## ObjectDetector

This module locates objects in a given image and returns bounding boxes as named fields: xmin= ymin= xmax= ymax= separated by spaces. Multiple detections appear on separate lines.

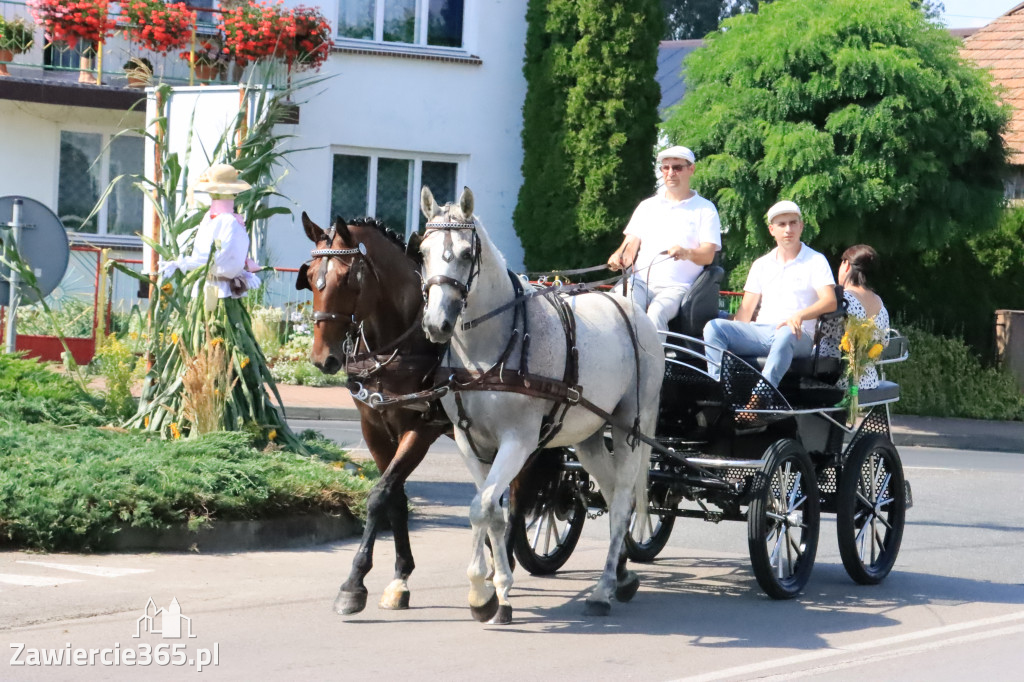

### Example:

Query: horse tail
xmin=632 ymin=437 xmax=650 ymax=530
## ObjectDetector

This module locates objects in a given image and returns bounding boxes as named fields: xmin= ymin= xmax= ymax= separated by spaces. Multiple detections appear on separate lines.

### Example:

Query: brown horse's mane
xmin=343 ymin=217 xmax=407 ymax=252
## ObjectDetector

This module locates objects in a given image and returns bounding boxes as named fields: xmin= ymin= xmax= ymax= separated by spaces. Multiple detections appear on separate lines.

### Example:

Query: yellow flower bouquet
xmin=838 ymin=316 xmax=885 ymax=423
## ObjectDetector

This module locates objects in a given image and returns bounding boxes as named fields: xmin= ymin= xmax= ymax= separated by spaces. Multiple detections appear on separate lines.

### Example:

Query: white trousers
xmin=627 ymin=277 xmax=689 ymax=331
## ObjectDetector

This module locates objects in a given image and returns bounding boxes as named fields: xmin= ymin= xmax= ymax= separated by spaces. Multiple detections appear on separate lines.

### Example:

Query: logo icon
xmin=134 ymin=597 xmax=196 ymax=639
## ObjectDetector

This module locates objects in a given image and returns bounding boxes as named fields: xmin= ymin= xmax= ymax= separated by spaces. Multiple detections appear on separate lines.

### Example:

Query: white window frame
xmin=335 ymin=0 xmax=469 ymax=53
xmin=329 ymin=147 xmax=466 ymax=238
xmin=57 ymin=129 xmax=145 ymax=247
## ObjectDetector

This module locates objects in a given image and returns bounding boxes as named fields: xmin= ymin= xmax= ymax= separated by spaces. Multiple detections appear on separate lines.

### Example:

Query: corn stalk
xmin=102 ymin=75 xmax=325 ymax=451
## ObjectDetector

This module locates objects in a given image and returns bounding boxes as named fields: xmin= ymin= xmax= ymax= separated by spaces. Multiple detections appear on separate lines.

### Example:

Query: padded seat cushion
xmin=858 ymin=380 xmax=900 ymax=404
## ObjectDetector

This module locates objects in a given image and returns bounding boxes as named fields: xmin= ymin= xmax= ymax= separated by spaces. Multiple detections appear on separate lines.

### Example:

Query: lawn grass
xmin=0 ymin=353 xmax=374 ymax=551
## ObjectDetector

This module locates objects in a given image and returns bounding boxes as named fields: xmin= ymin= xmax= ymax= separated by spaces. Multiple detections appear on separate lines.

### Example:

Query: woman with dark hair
xmin=819 ymin=244 xmax=890 ymax=389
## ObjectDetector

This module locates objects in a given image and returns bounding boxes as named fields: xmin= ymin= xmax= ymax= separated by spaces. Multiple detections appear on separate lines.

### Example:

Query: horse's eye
xmin=458 ymin=250 xmax=472 ymax=262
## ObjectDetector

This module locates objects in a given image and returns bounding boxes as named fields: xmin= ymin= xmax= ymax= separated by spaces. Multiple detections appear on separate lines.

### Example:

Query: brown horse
xmin=296 ymin=213 xmax=450 ymax=616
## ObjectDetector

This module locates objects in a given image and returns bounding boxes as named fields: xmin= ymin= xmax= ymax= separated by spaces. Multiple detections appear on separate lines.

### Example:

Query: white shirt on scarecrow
xmin=158 ymin=164 xmax=260 ymax=299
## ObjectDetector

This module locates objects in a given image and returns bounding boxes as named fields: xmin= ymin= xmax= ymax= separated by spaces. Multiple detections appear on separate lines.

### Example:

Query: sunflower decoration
xmin=838 ymin=316 xmax=885 ymax=423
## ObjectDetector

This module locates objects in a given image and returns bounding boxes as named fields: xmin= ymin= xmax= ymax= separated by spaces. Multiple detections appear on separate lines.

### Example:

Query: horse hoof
xmin=615 ymin=572 xmax=640 ymax=603
xmin=488 ymin=604 xmax=513 ymax=625
xmin=334 ymin=588 xmax=368 ymax=616
xmin=470 ymin=593 xmax=500 ymax=622
xmin=584 ymin=599 xmax=611 ymax=617
xmin=379 ymin=590 xmax=410 ymax=610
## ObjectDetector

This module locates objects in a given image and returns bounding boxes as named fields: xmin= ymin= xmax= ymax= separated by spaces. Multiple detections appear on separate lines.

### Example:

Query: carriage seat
xmin=857 ymin=380 xmax=900 ymax=404
xmin=667 ymin=264 xmax=725 ymax=338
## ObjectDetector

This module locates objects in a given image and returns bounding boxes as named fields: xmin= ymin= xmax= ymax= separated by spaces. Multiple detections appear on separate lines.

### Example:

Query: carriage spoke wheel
xmin=625 ymin=484 xmax=676 ymax=563
xmin=837 ymin=435 xmax=906 ymax=585
xmin=747 ymin=439 xmax=820 ymax=599
xmin=511 ymin=466 xmax=587 ymax=575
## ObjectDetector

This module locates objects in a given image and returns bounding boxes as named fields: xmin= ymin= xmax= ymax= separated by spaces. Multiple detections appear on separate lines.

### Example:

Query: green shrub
xmin=0 ymin=427 xmax=373 ymax=551
xmin=94 ymin=334 xmax=138 ymax=420
xmin=887 ymin=324 xmax=1024 ymax=421
xmin=0 ymin=353 xmax=104 ymax=426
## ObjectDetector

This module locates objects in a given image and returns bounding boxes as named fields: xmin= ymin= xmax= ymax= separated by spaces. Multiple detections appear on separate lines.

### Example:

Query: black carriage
xmin=511 ymin=267 xmax=912 ymax=599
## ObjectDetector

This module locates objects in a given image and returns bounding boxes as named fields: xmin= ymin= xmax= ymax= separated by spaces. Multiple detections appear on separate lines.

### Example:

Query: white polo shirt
xmin=624 ymin=190 xmax=722 ymax=288
xmin=745 ymin=243 xmax=834 ymax=337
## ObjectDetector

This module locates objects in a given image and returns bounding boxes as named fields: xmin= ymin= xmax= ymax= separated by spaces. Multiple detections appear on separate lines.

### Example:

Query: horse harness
xmin=307 ymin=230 xmax=448 ymax=438
xmin=422 ymin=214 xmax=645 ymax=464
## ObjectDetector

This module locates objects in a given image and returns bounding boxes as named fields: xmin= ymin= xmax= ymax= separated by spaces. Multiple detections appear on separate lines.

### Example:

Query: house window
xmin=337 ymin=0 xmax=464 ymax=48
xmin=58 ymin=132 xmax=145 ymax=237
xmin=331 ymin=152 xmax=459 ymax=236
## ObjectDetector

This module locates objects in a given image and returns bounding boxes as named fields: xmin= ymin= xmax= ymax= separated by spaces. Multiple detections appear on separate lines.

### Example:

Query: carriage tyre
xmin=624 ymin=499 xmax=676 ymax=563
xmin=837 ymin=435 xmax=906 ymax=585
xmin=747 ymin=439 xmax=820 ymax=600
xmin=511 ymin=473 xmax=586 ymax=575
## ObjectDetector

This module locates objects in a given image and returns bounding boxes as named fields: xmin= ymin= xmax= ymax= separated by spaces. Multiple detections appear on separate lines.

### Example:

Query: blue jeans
xmin=703 ymin=319 xmax=814 ymax=387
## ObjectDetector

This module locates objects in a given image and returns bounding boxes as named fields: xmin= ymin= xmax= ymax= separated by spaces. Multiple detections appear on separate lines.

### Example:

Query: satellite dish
xmin=0 ymin=196 xmax=71 ymax=303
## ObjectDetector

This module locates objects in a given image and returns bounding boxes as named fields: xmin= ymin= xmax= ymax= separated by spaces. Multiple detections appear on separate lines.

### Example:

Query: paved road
xmin=1 ymin=420 xmax=1022 ymax=681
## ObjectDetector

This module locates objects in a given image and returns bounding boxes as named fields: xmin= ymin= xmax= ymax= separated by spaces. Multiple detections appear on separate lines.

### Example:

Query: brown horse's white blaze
xmin=417 ymin=185 xmax=664 ymax=624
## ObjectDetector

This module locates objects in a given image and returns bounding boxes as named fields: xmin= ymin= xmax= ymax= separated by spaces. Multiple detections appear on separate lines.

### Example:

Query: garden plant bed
xmin=0 ymin=353 xmax=374 ymax=552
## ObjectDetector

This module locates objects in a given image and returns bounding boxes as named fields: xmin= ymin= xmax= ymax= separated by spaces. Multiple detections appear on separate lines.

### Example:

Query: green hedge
xmin=887 ymin=324 xmax=1024 ymax=421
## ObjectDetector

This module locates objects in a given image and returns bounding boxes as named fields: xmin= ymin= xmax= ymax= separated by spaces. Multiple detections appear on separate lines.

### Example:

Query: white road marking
xmin=672 ymin=609 xmax=1024 ymax=682
xmin=0 ymin=574 xmax=81 ymax=587
xmin=17 ymin=561 xmax=153 ymax=578
xmin=758 ymin=624 xmax=1024 ymax=679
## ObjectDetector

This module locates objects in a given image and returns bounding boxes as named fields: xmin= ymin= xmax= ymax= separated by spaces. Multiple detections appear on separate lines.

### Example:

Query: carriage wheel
xmin=625 ymin=484 xmax=676 ymax=563
xmin=747 ymin=439 xmax=820 ymax=599
xmin=511 ymin=465 xmax=587 ymax=575
xmin=837 ymin=435 xmax=906 ymax=585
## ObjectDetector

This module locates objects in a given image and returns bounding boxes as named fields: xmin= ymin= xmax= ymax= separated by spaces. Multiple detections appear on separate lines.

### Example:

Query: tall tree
xmin=661 ymin=0 xmax=763 ymax=40
xmin=663 ymin=0 xmax=1008 ymax=267
xmin=515 ymin=0 xmax=663 ymax=270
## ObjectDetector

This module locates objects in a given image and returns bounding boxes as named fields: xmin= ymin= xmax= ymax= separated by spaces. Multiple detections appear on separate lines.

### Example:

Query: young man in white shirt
xmin=703 ymin=200 xmax=836 ymax=388
xmin=607 ymin=145 xmax=722 ymax=330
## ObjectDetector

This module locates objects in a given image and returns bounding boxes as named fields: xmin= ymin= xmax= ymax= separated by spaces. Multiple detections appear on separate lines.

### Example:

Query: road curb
xmin=891 ymin=431 xmax=1024 ymax=453
xmin=280 ymin=406 xmax=361 ymax=421
xmin=98 ymin=512 xmax=362 ymax=552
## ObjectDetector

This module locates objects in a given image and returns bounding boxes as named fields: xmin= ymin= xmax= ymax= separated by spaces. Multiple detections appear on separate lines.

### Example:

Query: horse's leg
xmin=378 ymin=425 xmax=441 ymax=610
xmin=334 ymin=421 xmax=396 ymax=616
xmin=466 ymin=436 xmax=532 ymax=625
xmin=575 ymin=424 xmax=646 ymax=616
xmin=612 ymin=402 xmax=657 ymax=605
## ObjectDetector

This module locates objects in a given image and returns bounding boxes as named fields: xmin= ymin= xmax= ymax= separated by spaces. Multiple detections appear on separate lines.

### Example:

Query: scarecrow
xmin=130 ymin=162 xmax=300 ymax=448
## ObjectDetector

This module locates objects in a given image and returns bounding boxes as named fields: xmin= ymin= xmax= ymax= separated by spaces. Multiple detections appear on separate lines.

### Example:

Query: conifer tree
xmin=515 ymin=0 xmax=663 ymax=270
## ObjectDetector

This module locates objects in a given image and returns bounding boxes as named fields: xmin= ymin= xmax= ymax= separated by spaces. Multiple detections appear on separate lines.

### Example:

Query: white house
xmin=0 ymin=0 xmax=528 ymax=322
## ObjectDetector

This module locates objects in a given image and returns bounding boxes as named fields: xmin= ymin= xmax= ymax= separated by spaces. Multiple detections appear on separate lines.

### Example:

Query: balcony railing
xmin=0 ymin=1 xmax=289 ymax=89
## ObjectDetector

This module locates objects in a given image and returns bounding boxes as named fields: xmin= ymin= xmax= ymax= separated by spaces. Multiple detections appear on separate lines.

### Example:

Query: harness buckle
xmin=458 ymin=416 xmax=472 ymax=431
xmin=351 ymin=382 xmax=369 ymax=402
xmin=566 ymin=386 xmax=581 ymax=404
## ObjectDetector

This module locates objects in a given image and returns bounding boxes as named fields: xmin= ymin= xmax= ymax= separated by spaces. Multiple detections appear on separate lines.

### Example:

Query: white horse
xmin=417 ymin=186 xmax=664 ymax=623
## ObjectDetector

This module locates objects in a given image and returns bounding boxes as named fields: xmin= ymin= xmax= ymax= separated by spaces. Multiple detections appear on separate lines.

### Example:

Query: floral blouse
xmin=819 ymin=290 xmax=889 ymax=389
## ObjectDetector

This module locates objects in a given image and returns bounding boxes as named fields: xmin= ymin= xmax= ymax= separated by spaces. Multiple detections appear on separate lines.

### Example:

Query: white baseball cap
xmin=767 ymin=200 xmax=801 ymax=223
xmin=656 ymin=145 xmax=696 ymax=165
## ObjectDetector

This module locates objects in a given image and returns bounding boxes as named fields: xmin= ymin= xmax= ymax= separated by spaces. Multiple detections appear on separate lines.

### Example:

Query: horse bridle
xmin=421 ymin=214 xmax=480 ymax=302
xmin=308 ymin=240 xmax=368 ymax=324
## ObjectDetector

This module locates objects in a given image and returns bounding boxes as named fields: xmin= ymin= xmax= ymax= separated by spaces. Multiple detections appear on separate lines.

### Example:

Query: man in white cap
xmin=607 ymin=145 xmax=722 ymax=330
xmin=703 ymin=200 xmax=836 ymax=389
